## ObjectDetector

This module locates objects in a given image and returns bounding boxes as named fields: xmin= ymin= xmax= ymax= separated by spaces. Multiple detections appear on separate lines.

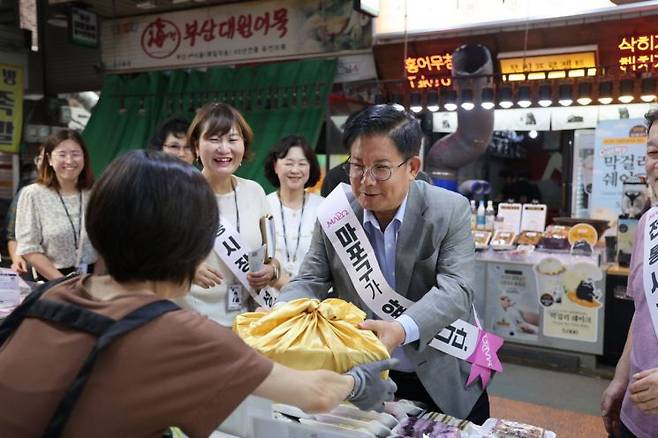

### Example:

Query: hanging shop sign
xmin=69 ymin=7 xmax=99 ymax=48
xmin=534 ymin=257 xmax=603 ymax=343
xmin=590 ymin=118 xmax=647 ymax=221
xmin=498 ymin=47 xmax=597 ymax=81
xmin=335 ymin=53 xmax=377 ymax=83
xmin=0 ymin=64 xmax=23 ymax=154
xmin=404 ymin=53 xmax=453 ymax=89
xmin=101 ymin=0 xmax=372 ymax=72
xmin=617 ymin=34 xmax=658 ymax=73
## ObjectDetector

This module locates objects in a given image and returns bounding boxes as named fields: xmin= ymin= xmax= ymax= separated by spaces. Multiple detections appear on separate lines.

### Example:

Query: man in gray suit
xmin=279 ymin=104 xmax=489 ymax=423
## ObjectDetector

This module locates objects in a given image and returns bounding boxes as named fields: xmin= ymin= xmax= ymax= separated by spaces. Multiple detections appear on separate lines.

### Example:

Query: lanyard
xmin=57 ymin=190 xmax=82 ymax=251
xmin=230 ymin=178 xmax=240 ymax=233
xmin=278 ymin=191 xmax=306 ymax=264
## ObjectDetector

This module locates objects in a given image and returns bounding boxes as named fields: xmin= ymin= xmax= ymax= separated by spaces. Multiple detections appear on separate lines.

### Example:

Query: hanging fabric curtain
xmin=82 ymin=59 xmax=336 ymax=191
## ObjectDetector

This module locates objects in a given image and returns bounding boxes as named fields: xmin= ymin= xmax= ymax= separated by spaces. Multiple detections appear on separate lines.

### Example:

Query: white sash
xmin=318 ymin=184 xmax=481 ymax=361
xmin=213 ymin=220 xmax=277 ymax=309
xmin=643 ymin=207 xmax=658 ymax=339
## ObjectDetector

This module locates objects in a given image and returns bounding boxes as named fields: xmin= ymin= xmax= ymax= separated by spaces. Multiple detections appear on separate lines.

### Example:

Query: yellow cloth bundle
xmin=233 ymin=298 xmax=390 ymax=374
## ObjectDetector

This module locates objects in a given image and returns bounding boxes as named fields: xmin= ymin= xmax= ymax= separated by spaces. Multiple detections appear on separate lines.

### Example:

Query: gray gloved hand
xmin=345 ymin=358 xmax=399 ymax=412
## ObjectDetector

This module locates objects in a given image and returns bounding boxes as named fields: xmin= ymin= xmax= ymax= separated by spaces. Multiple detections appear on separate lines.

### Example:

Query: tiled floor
xmin=488 ymin=362 xmax=612 ymax=437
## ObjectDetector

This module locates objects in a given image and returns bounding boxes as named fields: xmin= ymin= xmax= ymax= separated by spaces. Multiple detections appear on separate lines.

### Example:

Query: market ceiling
xmin=48 ymin=0 xmax=252 ymax=19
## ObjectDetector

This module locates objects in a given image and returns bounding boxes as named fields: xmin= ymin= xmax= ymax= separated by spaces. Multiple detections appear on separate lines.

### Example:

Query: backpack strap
xmin=0 ymin=276 xmax=73 ymax=345
xmin=42 ymin=299 xmax=181 ymax=438
xmin=26 ymin=299 xmax=115 ymax=337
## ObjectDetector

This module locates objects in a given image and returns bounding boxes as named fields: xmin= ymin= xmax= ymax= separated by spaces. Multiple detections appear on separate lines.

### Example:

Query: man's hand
xmin=10 ymin=256 xmax=27 ymax=275
xmin=247 ymin=263 xmax=275 ymax=290
xmin=359 ymin=319 xmax=406 ymax=353
xmin=601 ymin=378 xmax=628 ymax=434
xmin=193 ymin=263 xmax=223 ymax=289
xmin=629 ymin=368 xmax=658 ymax=414
xmin=345 ymin=358 xmax=399 ymax=412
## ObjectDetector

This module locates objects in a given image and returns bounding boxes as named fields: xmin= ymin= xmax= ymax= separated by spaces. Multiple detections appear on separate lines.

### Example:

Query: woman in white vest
xmin=264 ymin=135 xmax=323 ymax=284
xmin=176 ymin=102 xmax=282 ymax=326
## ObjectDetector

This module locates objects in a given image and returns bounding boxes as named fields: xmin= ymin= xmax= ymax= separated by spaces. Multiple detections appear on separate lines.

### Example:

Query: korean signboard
xmin=70 ymin=7 xmax=98 ymax=48
xmin=590 ymin=118 xmax=647 ymax=221
xmin=0 ymin=64 xmax=23 ymax=154
xmin=498 ymin=49 xmax=597 ymax=80
xmin=404 ymin=53 xmax=453 ymax=89
xmin=101 ymin=0 xmax=372 ymax=72
xmin=617 ymin=34 xmax=658 ymax=72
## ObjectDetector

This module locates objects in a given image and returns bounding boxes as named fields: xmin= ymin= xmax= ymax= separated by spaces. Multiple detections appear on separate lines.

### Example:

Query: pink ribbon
xmin=465 ymin=329 xmax=504 ymax=388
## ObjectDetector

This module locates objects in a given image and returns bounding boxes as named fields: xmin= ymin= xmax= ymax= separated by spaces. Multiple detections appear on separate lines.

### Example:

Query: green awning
xmin=83 ymin=58 xmax=336 ymax=192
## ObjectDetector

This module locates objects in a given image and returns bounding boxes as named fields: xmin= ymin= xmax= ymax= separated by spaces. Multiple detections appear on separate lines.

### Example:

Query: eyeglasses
xmin=342 ymin=158 xmax=410 ymax=182
xmin=163 ymin=144 xmax=193 ymax=153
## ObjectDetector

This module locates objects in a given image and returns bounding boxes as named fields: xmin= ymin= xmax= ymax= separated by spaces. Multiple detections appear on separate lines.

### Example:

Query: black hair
xmin=646 ymin=108 xmax=658 ymax=131
xmin=342 ymin=104 xmax=422 ymax=158
xmin=264 ymin=135 xmax=321 ymax=188
xmin=86 ymin=150 xmax=218 ymax=286
xmin=148 ymin=116 xmax=190 ymax=151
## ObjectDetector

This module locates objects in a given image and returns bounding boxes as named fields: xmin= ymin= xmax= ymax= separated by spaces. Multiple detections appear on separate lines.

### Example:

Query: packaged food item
xmin=331 ymin=404 xmax=398 ymax=429
xmin=391 ymin=417 xmax=461 ymax=438
xmin=491 ymin=231 xmax=517 ymax=250
xmin=472 ymin=230 xmax=492 ymax=249
xmin=480 ymin=418 xmax=556 ymax=438
xmin=233 ymin=298 xmax=389 ymax=374
xmin=298 ymin=418 xmax=374 ymax=437
xmin=516 ymin=230 xmax=542 ymax=246
xmin=384 ymin=400 xmax=424 ymax=420
xmin=314 ymin=413 xmax=390 ymax=437
xmin=421 ymin=411 xmax=473 ymax=431
xmin=537 ymin=225 xmax=571 ymax=252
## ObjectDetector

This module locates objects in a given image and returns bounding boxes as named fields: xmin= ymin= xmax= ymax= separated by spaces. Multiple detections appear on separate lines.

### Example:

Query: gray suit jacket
xmin=279 ymin=181 xmax=485 ymax=418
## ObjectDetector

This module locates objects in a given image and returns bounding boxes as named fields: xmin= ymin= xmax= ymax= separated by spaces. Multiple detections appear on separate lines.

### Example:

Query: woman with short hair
xmin=15 ymin=129 xmax=97 ymax=280
xmin=181 ymin=102 xmax=283 ymax=326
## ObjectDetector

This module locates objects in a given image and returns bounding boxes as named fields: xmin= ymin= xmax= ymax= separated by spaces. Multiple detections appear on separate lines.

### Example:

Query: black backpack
xmin=0 ymin=276 xmax=180 ymax=437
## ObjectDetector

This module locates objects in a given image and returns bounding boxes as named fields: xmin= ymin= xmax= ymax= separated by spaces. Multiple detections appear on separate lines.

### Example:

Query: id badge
xmin=226 ymin=284 xmax=243 ymax=312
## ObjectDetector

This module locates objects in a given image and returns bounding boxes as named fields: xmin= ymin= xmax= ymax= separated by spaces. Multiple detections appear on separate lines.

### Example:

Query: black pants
xmin=389 ymin=370 xmax=490 ymax=425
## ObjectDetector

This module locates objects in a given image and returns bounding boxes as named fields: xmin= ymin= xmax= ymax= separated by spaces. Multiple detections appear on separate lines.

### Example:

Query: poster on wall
xmin=534 ymin=257 xmax=603 ymax=342
xmin=493 ymin=108 xmax=551 ymax=131
xmin=432 ymin=112 xmax=457 ymax=133
xmin=0 ymin=64 xmax=23 ymax=154
xmin=102 ymin=0 xmax=373 ymax=72
xmin=571 ymin=129 xmax=595 ymax=219
xmin=590 ymin=118 xmax=647 ymax=222
xmin=487 ymin=263 xmax=540 ymax=342
xmin=551 ymin=106 xmax=598 ymax=130
xmin=598 ymin=104 xmax=651 ymax=122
